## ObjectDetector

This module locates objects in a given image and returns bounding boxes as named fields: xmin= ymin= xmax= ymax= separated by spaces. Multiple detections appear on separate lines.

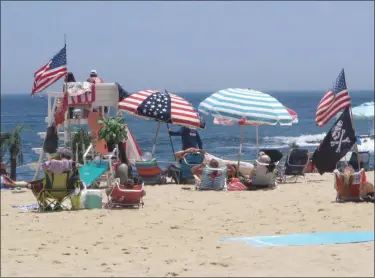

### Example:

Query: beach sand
xmin=1 ymin=172 xmax=374 ymax=277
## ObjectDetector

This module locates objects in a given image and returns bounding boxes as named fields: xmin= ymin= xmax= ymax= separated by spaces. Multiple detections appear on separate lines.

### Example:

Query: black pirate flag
xmin=312 ymin=107 xmax=356 ymax=175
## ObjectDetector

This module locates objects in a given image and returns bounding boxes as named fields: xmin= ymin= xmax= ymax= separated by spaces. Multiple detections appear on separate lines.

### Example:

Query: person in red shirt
xmin=87 ymin=69 xmax=104 ymax=84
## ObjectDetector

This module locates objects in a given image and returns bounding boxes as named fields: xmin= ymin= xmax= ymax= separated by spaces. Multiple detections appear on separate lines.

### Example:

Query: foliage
xmin=4 ymin=125 xmax=25 ymax=164
xmin=0 ymin=132 xmax=10 ymax=161
xmin=72 ymin=129 xmax=92 ymax=164
xmin=97 ymin=116 xmax=127 ymax=145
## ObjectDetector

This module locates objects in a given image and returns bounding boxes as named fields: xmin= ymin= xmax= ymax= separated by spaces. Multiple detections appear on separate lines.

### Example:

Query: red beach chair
xmin=106 ymin=181 xmax=145 ymax=209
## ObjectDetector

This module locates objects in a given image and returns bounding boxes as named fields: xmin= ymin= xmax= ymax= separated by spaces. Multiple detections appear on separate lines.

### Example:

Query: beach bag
xmin=228 ymin=178 xmax=248 ymax=191
xmin=43 ymin=124 xmax=58 ymax=154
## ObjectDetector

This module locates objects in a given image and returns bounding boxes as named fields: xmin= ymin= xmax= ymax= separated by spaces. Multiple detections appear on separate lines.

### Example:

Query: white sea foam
xmin=216 ymin=133 xmax=374 ymax=153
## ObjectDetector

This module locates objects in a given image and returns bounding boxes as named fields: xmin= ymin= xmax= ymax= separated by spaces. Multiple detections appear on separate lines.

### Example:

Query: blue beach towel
xmin=219 ymin=231 xmax=374 ymax=247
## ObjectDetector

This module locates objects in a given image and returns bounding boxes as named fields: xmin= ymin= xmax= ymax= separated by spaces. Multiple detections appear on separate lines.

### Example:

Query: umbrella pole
xmin=151 ymin=122 xmax=161 ymax=158
xmin=256 ymin=126 xmax=259 ymax=155
xmin=237 ymin=125 xmax=245 ymax=178
xmin=166 ymin=123 xmax=176 ymax=161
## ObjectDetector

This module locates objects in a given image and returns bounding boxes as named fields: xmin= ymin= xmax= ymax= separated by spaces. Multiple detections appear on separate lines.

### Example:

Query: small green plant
xmin=72 ymin=129 xmax=92 ymax=164
xmin=2 ymin=125 xmax=25 ymax=180
xmin=97 ymin=116 xmax=127 ymax=151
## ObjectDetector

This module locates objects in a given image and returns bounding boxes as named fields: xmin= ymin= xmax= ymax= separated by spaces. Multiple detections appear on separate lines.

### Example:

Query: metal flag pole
xmin=237 ymin=125 xmax=245 ymax=178
xmin=344 ymin=68 xmax=361 ymax=170
xmin=151 ymin=122 xmax=161 ymax=158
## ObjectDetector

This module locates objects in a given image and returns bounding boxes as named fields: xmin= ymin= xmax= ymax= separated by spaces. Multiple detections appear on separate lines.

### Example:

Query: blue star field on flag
xmin=137 ymin=91 xmax=172 ymax=122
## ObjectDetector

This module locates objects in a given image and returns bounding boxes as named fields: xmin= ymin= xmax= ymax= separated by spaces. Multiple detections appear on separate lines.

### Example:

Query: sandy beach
xmin=1 ymin=172 xmax=374 ymax=277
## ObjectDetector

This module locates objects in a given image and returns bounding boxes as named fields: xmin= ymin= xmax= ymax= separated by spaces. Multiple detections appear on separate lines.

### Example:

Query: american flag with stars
xmin=118 ymin=90 xmax=201 ymax=128
xmin=315 ymin=68 xmax=351 ymax=127
xmin=31 ymin=45 xmax=67 ymax=95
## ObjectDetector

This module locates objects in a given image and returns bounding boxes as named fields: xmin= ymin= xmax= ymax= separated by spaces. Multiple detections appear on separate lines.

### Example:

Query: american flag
xmin=315 ymin=69 xmax=351 ymax=127
xmin=31 ymin=45 xmax=67 ymax=95
xmin=118 ymin=90 xmax=201 ymax=128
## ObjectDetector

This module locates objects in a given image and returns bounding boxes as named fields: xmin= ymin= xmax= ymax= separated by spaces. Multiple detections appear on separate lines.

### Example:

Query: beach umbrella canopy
xmin=285 ymin=107 xmax=298 ymax=124
xmin=199 ymin=88 xmax=294 ymax=126
xmin=213 ymin=106 xmax=298 ymax=125
xmin=351 ymin=102 xmax=374 ymax=120
xmin=118 ymin=89 xmax=201 ymax=128
xmin=118 ymin=89 xmax=201 ymax=157
xmin=199 ymin=88 xmax=295 ymax=171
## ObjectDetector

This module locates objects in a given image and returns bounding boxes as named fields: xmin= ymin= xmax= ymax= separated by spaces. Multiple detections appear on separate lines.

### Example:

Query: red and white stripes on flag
xmin=118 ymin=90 xmax=201 ymax=128
xmin=32 ymin=45 xmax=67 ymax=95
xmin=67 ymin=82 xmax=96 ymax=105
xmin=315 ymin=90 xmax=351 ymax=127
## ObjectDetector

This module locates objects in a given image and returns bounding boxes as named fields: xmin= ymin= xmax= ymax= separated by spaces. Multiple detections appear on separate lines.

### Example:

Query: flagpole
xmin=344 ymin=68 xmax=361 ymax=170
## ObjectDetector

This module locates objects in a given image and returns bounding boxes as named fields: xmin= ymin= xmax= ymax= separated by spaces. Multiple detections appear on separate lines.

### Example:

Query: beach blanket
xmin=219 ymin=231 xmax=375 ymax=247
xmin=67 ymin=82 xmax=96 ymax=105
xmin=12 ymin=203 xmax=39 ymax=211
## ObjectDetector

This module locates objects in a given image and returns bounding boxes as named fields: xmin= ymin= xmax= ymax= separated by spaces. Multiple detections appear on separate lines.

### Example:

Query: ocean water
xmin=1 ymin=90 xmax=374 ymax=180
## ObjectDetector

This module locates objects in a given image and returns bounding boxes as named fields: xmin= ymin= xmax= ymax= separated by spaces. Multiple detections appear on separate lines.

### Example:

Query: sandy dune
xmin=1 ymin=172 xmax=374 ymax=277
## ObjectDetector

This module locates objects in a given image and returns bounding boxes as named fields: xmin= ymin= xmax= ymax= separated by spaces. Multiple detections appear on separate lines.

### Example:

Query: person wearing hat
xmin=87 ymin=69 xmax=104 ymax=84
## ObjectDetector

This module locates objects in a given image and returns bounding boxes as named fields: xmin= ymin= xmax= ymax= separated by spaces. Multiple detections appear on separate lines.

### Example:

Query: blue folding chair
xmin=178 ymin=152 xmax=204 ymax=184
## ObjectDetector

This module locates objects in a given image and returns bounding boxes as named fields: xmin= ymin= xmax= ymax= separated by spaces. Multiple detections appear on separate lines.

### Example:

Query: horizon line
xmin=1 ymin=88 xmax=374 ymax=95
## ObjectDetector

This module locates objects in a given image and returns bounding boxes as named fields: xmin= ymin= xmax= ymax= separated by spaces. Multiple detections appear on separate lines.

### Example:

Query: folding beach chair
xmin=348 ymin=151 xmax=371 ymax=171
xmin=280 ymin=148 xmax=309 ymax=183
xmin=195 ymin=166 xmax=227 ymax=191
xmin=30 ymin=168 xmax=82 ymax=212
xmin=333 ymin=168 xmax=367 ymax=202
xmin=106 ymin=179 xmax=145 ymax=209
xmin=135 ymin=159 xmax=167 ymax=185
xmin=177 ymin=152 xmax=205 ymax=184
xmin=252 ymin=149 xmax=283 ymax=189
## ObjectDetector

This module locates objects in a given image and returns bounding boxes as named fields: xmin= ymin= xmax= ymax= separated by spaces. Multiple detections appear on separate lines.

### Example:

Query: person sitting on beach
xmin=1 ymin=162 xmax=30 ymax=189
xmin=227 ymin=164 xmax=252 ymax=186
xmin=106 ymin=178 xmax=146 ymax=197
xmin=191 ymin=158 xmax=221 ymax=180
xmin=257 ymin=151 xmax=276 ymax=174
xmin=87 ymin=69 xmax=104 ymax=84
xmin=41 ymin=149 xmax=73 ymax=174
xmin=162 ymin=148 xmax=206 ymax=176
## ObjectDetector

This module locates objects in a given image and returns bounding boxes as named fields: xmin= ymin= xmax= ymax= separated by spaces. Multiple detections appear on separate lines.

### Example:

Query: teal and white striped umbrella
xmin=198 ymin=88 xmax=294 ymax=126
xmin=198 ymin=88 xmax=295 ymax=170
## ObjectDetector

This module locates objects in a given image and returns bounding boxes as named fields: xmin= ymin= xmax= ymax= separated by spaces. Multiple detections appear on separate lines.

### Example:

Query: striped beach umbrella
xmin=118 ymin=89 xmax=201 ymax=128
xmin=199 ymin=88 xmax=294 ymax=125
xmin=118 ymin=89 xmax=201 ymax=157
xmin=199 ymin=88 xmax=295 ymax=168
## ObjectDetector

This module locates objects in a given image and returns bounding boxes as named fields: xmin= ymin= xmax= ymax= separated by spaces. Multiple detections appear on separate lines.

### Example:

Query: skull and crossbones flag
xmin=312 ymin=107 xmax=356 ymax=175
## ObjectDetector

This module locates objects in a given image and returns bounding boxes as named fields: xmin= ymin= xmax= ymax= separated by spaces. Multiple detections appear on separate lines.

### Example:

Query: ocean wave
xmin=216 ymin=133 xmax=374 ymax=153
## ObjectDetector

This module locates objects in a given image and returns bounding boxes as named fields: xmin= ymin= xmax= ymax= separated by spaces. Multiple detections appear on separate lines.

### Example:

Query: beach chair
xmin=195 ymin=166 xmax=227 ymax=191
xmin=333 ymin=168 xmax=367 ymax=202
xmin=106 ymin=179 xmax=145 ymax=209
xmin=30 ymin=169 xmax=82 ymax=211
xmin=348 ymin=151 xmax=371 ymax=171
xmin=177 ymin=152 xmax=205 ymax=184
xmin=280 ymin=148 xmax=309 ymax=183
xmin=135 ymin=159 xmax=167 ymax=185
xmin=252 ymin=149 xmax=283 ymax=189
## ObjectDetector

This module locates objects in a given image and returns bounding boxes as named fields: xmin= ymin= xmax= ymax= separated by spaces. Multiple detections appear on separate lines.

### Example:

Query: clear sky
xmin=1 ymin=1 xmax=374 ymax=94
